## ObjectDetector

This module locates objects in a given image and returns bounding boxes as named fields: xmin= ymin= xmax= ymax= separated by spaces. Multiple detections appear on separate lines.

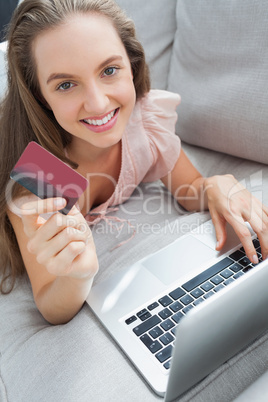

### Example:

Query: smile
xmin=80 ymin=108 xmax=119 ymax=133
xmin=83 ymin=109 xmax=118 ymax=126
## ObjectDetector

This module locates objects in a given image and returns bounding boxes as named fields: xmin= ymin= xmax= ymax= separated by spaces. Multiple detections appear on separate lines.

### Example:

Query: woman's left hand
xmin=204 ymin=174 xmax=268 ymax=263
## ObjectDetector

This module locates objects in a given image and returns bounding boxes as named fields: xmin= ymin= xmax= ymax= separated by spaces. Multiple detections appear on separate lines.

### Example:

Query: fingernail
xmin=252 ymin=254 xmax=259 ymax=264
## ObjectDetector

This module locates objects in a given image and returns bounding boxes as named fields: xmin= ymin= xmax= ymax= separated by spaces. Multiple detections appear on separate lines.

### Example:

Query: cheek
xmin=49 ymin=99 xmax=79 ymax=124
xmin=116 ymin=77 xmax=136 ymax=110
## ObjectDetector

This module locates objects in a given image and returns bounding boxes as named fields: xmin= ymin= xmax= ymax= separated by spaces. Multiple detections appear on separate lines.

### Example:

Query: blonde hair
xmin=0 ymin=0 xmax=150 ymax=293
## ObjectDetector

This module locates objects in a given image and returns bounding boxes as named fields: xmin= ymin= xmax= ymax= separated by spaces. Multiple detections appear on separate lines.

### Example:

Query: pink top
xmin=85 ymin=89 xmax=181 ymax=225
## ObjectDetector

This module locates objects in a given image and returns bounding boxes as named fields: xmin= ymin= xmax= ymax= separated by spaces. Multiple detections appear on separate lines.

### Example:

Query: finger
xmin=27 ymin=210 xmax=90 ymax=251
xmin=252 ymin=212 xmax=268 ymax=261
xmin=45 ymin=241 xmax=87 ymax=276
xmin=21 ymin=197 xmax=67 ymax=216
xmin=225 ymin=213 xmax=258 ymax=264
xmin=209 ymin=208 xmax=227 ymax=250
xmin=243 ymin=203 xmax=268 ymax=261
xmin=21 ymin=198 xmax=66 ymax=237
xmin=33 ymin=227 xmax=90 ymax=265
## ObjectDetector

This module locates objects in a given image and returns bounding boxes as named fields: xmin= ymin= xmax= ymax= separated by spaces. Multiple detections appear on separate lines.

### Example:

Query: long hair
xmin=0 ymin=0 xmax=150 ymax=293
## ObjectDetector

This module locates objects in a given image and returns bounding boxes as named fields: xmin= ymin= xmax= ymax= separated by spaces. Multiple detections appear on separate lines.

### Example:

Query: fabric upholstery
xmin=168 ymin=0 xmax=268 ymax=164
xmin=1 ymin=1 xmax=268 ymax=401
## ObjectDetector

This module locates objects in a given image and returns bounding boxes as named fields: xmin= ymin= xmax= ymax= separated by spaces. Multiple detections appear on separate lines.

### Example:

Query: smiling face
xmin=33 ymin=13 xmax=136 ymax=156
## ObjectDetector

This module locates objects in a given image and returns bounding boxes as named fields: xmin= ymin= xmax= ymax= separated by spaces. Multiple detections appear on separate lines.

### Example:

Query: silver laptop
xmin=87 ymin=220 xmax=268 ymax=401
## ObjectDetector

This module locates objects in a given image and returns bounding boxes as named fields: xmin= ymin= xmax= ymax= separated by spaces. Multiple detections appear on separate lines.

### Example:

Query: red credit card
xmin=10 ymin=142 xmax=88 ymax=214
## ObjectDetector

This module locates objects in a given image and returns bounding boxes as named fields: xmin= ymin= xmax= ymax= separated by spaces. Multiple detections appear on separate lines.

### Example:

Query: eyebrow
xmin=46 ymin=55 xmax=124 ymax=85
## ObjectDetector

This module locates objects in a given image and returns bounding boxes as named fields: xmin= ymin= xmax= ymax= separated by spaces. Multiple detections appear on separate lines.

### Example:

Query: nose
xmin=83 ymin=81 xmax=109 ymax=116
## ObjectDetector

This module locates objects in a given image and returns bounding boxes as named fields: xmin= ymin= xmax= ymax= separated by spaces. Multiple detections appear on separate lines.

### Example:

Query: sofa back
xmin=168 ymin=0 xmax=268 ymax=165
xmin=119 ymin=0 xmax=268 ymax=165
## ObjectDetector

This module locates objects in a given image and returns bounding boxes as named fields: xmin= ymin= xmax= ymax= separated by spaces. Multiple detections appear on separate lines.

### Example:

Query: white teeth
xmin=84 ymin=109 xmax=117 ymax=126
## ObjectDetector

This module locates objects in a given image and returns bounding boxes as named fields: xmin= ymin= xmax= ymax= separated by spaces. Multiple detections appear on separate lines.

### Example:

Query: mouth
xmin=82 ymin=108 xmax=119 ymax=127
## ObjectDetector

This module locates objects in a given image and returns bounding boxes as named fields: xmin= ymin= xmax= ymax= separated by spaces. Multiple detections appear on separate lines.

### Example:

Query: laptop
xmin=86 ymin=219 xmax=268 ymax=401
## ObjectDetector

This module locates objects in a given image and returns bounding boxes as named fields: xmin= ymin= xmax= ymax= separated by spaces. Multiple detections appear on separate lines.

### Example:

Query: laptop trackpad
xmin=143 ymin=235 xmax=218 ymax=286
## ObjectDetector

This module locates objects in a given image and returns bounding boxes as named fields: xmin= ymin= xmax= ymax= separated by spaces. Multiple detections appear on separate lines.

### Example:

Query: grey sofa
xmin=1 ymin=1 xmax=268 ymax=401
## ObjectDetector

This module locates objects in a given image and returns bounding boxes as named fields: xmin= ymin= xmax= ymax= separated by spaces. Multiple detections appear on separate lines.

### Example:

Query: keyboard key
xmin=148 ymin=302 xmax=159 ymax=311
xmin=211 ymin=274 xmax=224 ymax=285
xmin=224 ymin=277 xmax=235 ymax=286
xmin=159 ymin=295 xmax=173 ymax=307
xmin=171 ymin=311 xmax=184 ymax=324
xmin=230 ymin=250 xmax=245 ymax=261
xmin=133 ymin=315 xmax=161 ymax=336
xmin=137 ymin=309 xmax=151 ymax=321
xmin=155 ymin=345 xmax=173 ymax=363
xmin=204 ymin=290 xmax=214 ymax=299
xmin=238 ymin=256 xmax=252 ymax=267
xmin=180 ymin=294 xmax=194 ymax=306
xmin=159 ymin=332 xmax=174 ymax=346
xmin=182 ymin=257 xmax=233 ymax=291
xmin=230 ymin=262 xmax=243 ymax=273
xmin=169 ymin=287 xmax=186 ymax=300
xmin=201 ymin=281 xmax=214 ymax=291
xmin=161 ymin=319 xmax=175 ymax=331
xmin=164 ymin=360 xmax=172 ymax=370
xmin=193 ymin=297 xmax=204 ymax=306
xmin=253 ymin=238 xmax=260 ymax=248
xmin=183 ymin=305 xmax=194 ymax=314
xmin=125 ymin=316 xmax=137 ymax=325
xmin=243 ymin=265 xmax=254 ymax=273
xmin=233 ymin=271 xmax=244 ymax=279
xmin=214 ymin=284 xmax=225 ymax=292
xmin=190 ymin=287 xmax=204 ymax=299
xmin=220 ymin=268 xmax=233 ymax=279
xmin=159 ymin=308 xmax=172 ymax=320
xmin=140 ymin=312 xmax=152 ymax=321
xmin=171 ymin=326 xmax=178 ymax=336
xmin=140 ymin=334 xmax=162 ymax=354
xmin=169 ymin=301 xmax=183 ymax=312
xmin=149 ymin=326 xmax=164 ymax=339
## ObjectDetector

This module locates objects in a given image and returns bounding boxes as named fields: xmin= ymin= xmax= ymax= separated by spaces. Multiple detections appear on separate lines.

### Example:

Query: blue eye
xmin=103 ymin=67 xmax=117 ymax=76
xmin=57 ymin=82 xmax=74 ymax=91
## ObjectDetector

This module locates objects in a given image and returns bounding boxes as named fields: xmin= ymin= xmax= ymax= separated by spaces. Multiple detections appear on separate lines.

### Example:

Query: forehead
xmin=33 ymin=13 xmax=129 ymax=77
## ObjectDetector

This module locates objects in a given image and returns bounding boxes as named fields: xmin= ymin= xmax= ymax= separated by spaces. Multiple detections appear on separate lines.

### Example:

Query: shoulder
xmin=124 ymin=90 xmax=182 ymax=183
xmin=140 ymin=89 xmax=181 ymax=110
xmin=136 ymin=89 xmax=181 ymax=139
xmin=139 ymin=89 xmax=181 ymax=121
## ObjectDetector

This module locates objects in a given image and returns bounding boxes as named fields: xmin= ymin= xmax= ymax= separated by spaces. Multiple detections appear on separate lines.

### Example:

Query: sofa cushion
xmin=168 ymin=0 xmax=268 ymax=165
xmin=1 ymin=144 xmax=268 ymax=401
xmin=116 ymin=0 xmax=177 ymax=90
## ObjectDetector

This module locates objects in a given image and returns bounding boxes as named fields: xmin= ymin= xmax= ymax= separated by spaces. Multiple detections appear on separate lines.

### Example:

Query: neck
xmin=67 ymin=137 xmax=118 ymax=165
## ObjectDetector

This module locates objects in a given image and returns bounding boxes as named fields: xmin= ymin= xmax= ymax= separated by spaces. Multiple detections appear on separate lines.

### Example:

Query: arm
xmin=161 ymin=149 xmax=268 ymax=263
xmin=8 ymin=197 xmax=99 ymax=325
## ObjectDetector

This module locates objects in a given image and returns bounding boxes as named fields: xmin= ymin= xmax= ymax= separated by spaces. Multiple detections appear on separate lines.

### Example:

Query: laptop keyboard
xmin=125 ymin=239 xmax=263 ymax=370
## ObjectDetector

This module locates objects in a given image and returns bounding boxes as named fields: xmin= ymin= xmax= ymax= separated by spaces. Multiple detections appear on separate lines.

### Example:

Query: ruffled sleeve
xmin=139 ymin=89 xmax=181 ymax=182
